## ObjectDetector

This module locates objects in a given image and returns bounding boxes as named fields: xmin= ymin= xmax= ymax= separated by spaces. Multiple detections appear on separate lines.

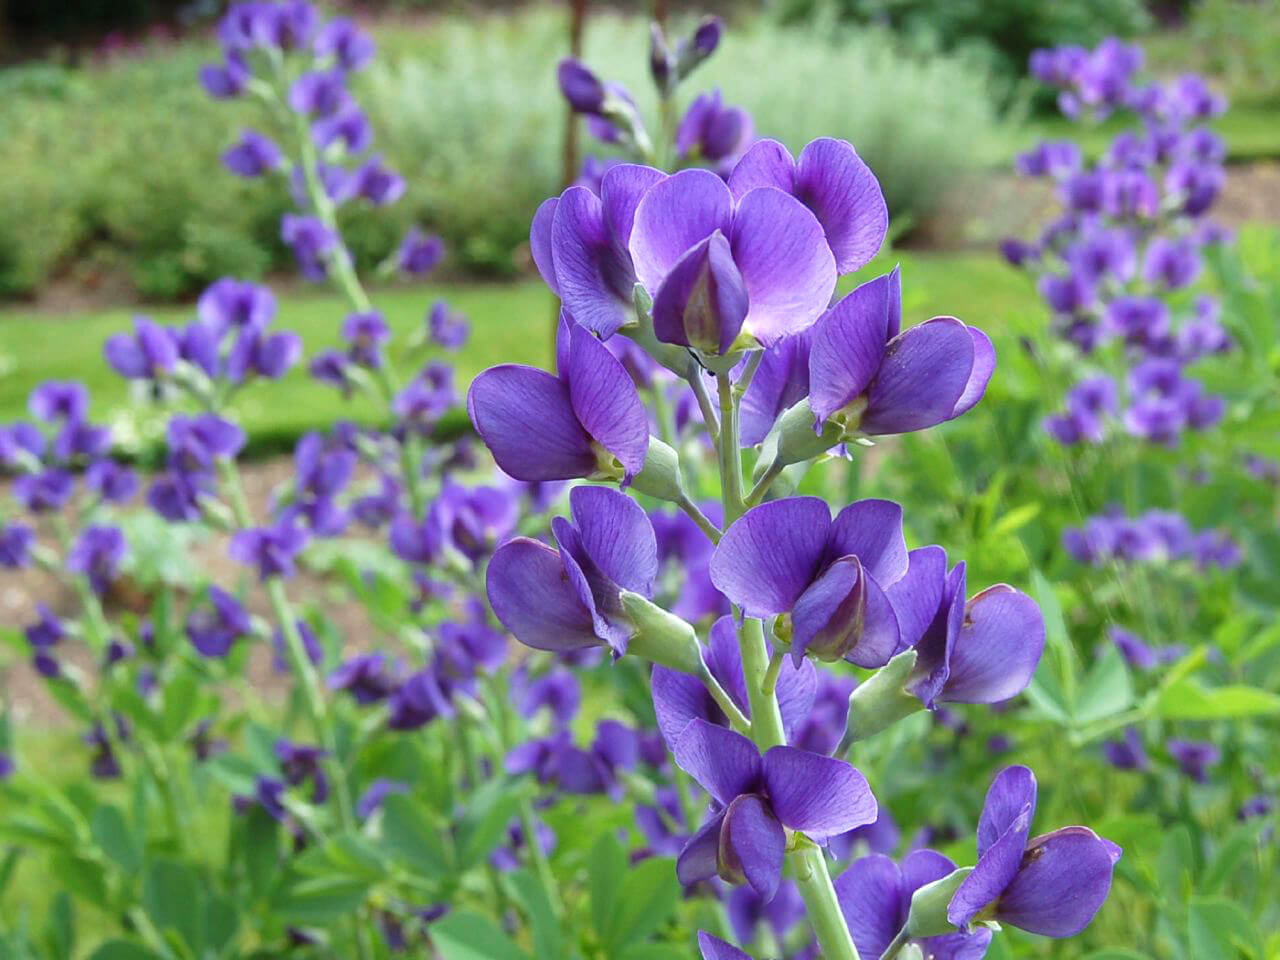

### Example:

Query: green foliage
xmin=1148 ymin=0 xmax=1280 ymax=107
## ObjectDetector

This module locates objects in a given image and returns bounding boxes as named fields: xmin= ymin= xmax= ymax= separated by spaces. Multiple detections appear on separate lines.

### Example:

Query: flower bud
xmin=844 ymin=648 xmax=923 ymax=743
xmin=619 ymin=590 xmax=703 ymax=675
xmin=649 ymin=23 xmax=675 ymax=95
xmin=755 ymin=398 xmax=842 ymax=480
xmin=629 ymin=436 xmax=686 ymax=503
xmin=557 ymin=58 xmax=605 ymax=114
xmin=652 ymin=231 xmax=749 ymax=357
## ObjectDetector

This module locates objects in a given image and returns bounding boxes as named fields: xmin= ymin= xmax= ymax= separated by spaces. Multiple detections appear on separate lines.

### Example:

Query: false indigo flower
xmin=147 ymin=470 xmax=210 ymax=522
xmin=350 ymin=155 xmax=405 ymax=206
xmin=711 ymin=496 xmax=908 ymax=666
xmin=67 ymin=525 xmax=126 ymax=594
xmin=398 ymin=228 xmax=444 ymax=276
xmin=230 ymin=521 xmax=309 ymax=579
xmin=85 ymin=460 xmax=137 ymax=504
xmin=676 ymin=89 xmax=754 ymax=172
xmin=557 ymin=58 xmax=606 ymax=114
xmin=515 ymin=667 xmax=581 ymax=727
xmin=948 ymin=765 xmax=1120 ymax=937
xmin=728 ymin=880 xmax=805 ymax=948
xmin=487 ymin=485 xmax=656 ymax=656
xmin=1167 ymin=739 xmax=1220 ymax=783
xmin=186 ymin=586 xmax=252 ymax=657
xmin=281 ymin=214 xmax=339 ymax=281
xmin=433 ymin=481 xmax=518 ymax=562
xmin=1102 ymin=728 xmax=1149 ymax=771
xmin=0 ymin=422 xmax=44 ymax=468
xmin=1143 ymin=236 xmax=1201 ymax=290
xmin=698 ymin=933 xmax=752 ymax=960
xmin=427 ymin=300 xmax=468 ymax=350
xmin=104 ymin=316 xmax=178 ymax=380
xmin=13 ymin=469 xmax=75 ymax=513
xmin=790 ymin=672 xmax=856 ymax=756
xmin=199 ymin=54 xmax=249 ymax=99
xmin=673 ymin=718 xmax=877 ymax=901
xmin=1015 ymin=140 xmax=1082 ymax=178
xmin=836 ymin=850 xmax=993 ymax=960
xmin=357 ymin=779 xmax=408 ymax=819
xmin=387 ymin=668 xmax=452 ymax=730
xmin=29 ymin=381 xmax=88 ymax=423
xmin=313 ymin=102 xmax=373 ymax=152
xmin=468 ymin=316 xmax=648 ymax=483
xmin=25 ymin=604 xmax=65 ymax=654
xmin=314 ymin=17 xmax=375 ymax=72
xmin=272 ymin=620 xmax=323 ymax=672
xmin=329 ymin=652 xmax=398 ymax=704
xmin=342 ymin=311 xmax=391 ymax=368
xmin=289 ymin=69 xmax=348 ymax=117
xmin=198 ymin=277 xmax=276 ymax=334
xmin=0 ymin=525 xmax=35 ymax=568
xmin=227 ymin=326 xmax=302 ymax=381
xmin=222 ymin=129 xmax=284 ymax=177
xmin=0 ymin=754 xmax=12 ymax=780
xmin=276 ymin=739 xmax=328 ymax=804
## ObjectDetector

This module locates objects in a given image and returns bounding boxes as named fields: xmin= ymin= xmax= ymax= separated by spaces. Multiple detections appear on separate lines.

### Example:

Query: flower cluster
xmin=1062 ymin=506 xmax=1240 ymax=570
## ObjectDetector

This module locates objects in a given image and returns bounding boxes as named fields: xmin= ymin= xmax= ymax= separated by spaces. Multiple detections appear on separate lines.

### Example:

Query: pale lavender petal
xmin=886 ymin=546 xmax=947 ymax=652
xmin=996 ymin=827 xmax=1120 ymax=937
xmin=568 ymin=484 xmax=658 ymax=596
xmin=486 ymin=538 xmax=597 ymax=651
xmin=720 ymin=794 xmax=786 ymax=901
xmin=468 ymin=365 xmax=593 ymax=480
xmin=727 ymin=138 xmax=795 ymax=199
xmin=950 ymin=327 xmax=996 ymax=420
xmin=809 ymin=273 xmax=893 ymax=429
xmin=630 ymin=169 xmax=733 ymax=294
xmin=729 ymin=186 xmax=837 ymax=346
xmin=941 ymin=586 xmax=1045 ymax=704
xmin=566 ymin=324 xmax=649 ymax=481
xmin=834 ymin=854 xmax=907 ymax=960
xmin=794 ymin=138 xmax=888 ymax=274
xmin=710 ymin=497 xmax=831 ymax=616
xmin=674 ymin=718 xmax=762 ymax=805
xmin=553 ymin=186 xmax=633 ymax=338
xmin=861 ymin=318 xmax=976 ymax=435
xmin=601 ymin=163 xmax=666 ymax=250
xmin=530 ymin=197 xmax=559 ymax=294
xmin=827 ymin=498 xmax=909 ymax=585
xmin=762 ymin=746 xmax=876 ymax=838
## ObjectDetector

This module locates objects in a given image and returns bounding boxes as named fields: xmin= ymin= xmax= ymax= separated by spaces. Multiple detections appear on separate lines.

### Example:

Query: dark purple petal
xmin=467 ymin=365 xmax=594 ymax=481
xmin=886 ymin=546 xmax=947 ymax=652
xmin=809 ymin=272 xmax=894 ymax=429
xmin=995 ymin=827 xmax=1121 ymax=937
xmin=827 ymin=498 xmax=909 ymax=585
xmin=739 ymin=331 xmax=813 ymax=446
xmin=720 ymin=794 xmax=786 ymax=901
xmin=948 ymin=766 xmax=1037 ymax=929
xmin=630 ymin=169 xmax=733 ymax=295
xmin=729 ymin=186 xmax=836 ymax=346
xmin=651 ymin=231 xmax=749 ymax=355
xmin=940 ymin=586 xmax=1044 ymax=704
xmin=679 ymin=812 xmax=727 ymax=886
xmin=710 ymin=497 xmax=831 ymax=616
xmin=673 ymin=718 xmax=762 ymax=804
xmin=566 ymin=324 xmax=649 ymax=481
xmin=789 ymin=556 xmax=899 ymax=668
xmin=553 ymin=186 xmax=633 ymax=338
xmin=727 ymin=138 xmax=795 ymax=198
xmin=834 ymin=854 xmax=907 ymax=960
xmin=762 ymin=746 xmax=876 ymax=838
xmin=568 ymin=485 xmax=658 ymax=595
xmin=486 ymin=537 xmax=599 ymax=652
xmin=652 ymin=665 xmax=717 ymax=749
xmin=698 ymin=931 xmax=754 ymax=960
xmin=977 ymin=765 xmax=1037 ymax=856
xmin=793 ymin=138 xmax=888 ymax=274
xmin=861 ymin=318 xmax=976 ymax=435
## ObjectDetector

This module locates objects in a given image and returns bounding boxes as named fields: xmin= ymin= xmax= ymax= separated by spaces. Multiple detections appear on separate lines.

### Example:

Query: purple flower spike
xmin=222 ymin=130 xmax=283 ymax=178
xmin=186 ymin=586 xmax=251 ymax=657
xmin=486 ymin=485 xmax=657 ymax=656
xmin=315 ymin=18 xmax=375 ymax=72
xmin=673 ymin=719 xmax=877 ymax=901
xmin=631 ymin=168 xmax=835 ymax=348
xmin=729 ymin=137 xmax=888 ymax=275
xmin=949 ymin=766 xmax=1120 ymax=938
xmin=67 ymin=525 xmax=126 ymax=595
xmin=468 ymin=316 xmax=648 ymax=483
xmin=710 ymin=496 xmax=908 ymax=667
xmin=342 ymin=311 xmax=392 ymax=369
xmin=104 ymin=316 xmax=178 ymax=380
xmin=836 ymin=850 xmax=992 ymax=960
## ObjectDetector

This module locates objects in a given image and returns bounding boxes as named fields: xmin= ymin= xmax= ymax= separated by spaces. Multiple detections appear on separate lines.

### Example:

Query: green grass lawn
xmin=0 ymin=251 xmax=1047 ymax=456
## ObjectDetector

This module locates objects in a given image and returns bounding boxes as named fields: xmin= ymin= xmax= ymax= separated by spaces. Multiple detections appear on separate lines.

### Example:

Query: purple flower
xmin=433 ymin=481 xmax=518 ymax=562
xmin=557 ymin=58 xmax=606 ymax=114
xmin=1102 ymin=169 xmax=1159 ymax=218
xmin=147 ymin=470 xmax=210 ymax=522
xmin=350 ymin=155 xmax=405 ymax=206
xmin=676 ymin=89 xmax=754 ymax=171
xmin=394 ymin=363 xmax=455 ymax=433
xmin=698 ymin=933 xmax=752 ymax=960
xmin=728 ymin=880 xmax=805 ymax=947
xmin=398 ymin=228 xmax=444 ymax=276
xmin=486 ymin=485 xmax=656 ymax=656
xmin=468 ymin=316 xmax=648 ymax=483
xmin=272 ymin=620 xmax=323 ymax=672
xmin=25 ymin=604 xmax=65 ymax=651
xmin=329 ymin=653 xmax=398 ymax=705
xmin=652 ymin=615 xmax=816 ymax=748
xmin=515 ymin=668 xmax=581 ymax=727
xmin=13 ymin=469 xmax=75 ymax=513
xmin=29 ymin=381 xmax=87 ymax=423
xmin=186 ymin=586 xmax=251 ymax=657
xmin=807 ymin=268 xmax=995 ymax=437
xmin=427 ymin=300 xmax=468 ymax=350
xmin=0 ymin=423 xmax=44 ymax=468
xmin=529 ymin=163 xmax=664 ymax=338
xmin=891 ymin=546 xmax=1045 ymax=707
xmin=1038 ymin=271 xmax=1094 ymax=316
xmin=1105 ymin=296 xmax=1169 ymax=348
xmin=836 ymin=850 xmax=993 ymax=960
xmin=1167 ymin=739 xmax=1220 ymax=783
xmin=199 ymin=54 xmax=248 ymax=99
xmin=1067 ymin=228 xmax=1135 ymax=285
xmin=1102 ymin=728 xmax=1148 ymax=771
xmin=198 ymin=278 xmax=276 ymax=334
xmin=222 ymin=129 xmax=283 ymax=178
xmin=288 ymin=69 xmax=348 ymax=117
xmin=276 ymin=738 xmax=328 ymax=804
xmin=230 ymin=521 xmax=309 ymax=579
xmin=1015 ymin=140 xmax=1082 ymax=178
xmin=790 ymin=672 xmax=856 ymax=756
xmin=710 ymin=497 xmax=909 ymax=667
xmin=948 ymin=766 xmax=1120 ymax=937
xmin=387 ymin=668 xmax=452 ymax=730
xmin=1059 ymin=171 xmax=1106 ymax=212
xmin=1165 ymin=161 xmax=1223 ymax=216
xmin=357 ymin=779 xmax=408 ymax=819
xmin=51 ymin=419 xmax=111 ymax=461
xmin=281 ymin=214 xmax=339 ymax=281
xmin=672 ymin=718 xmax=877 ymax=901
xmin=342 ymin=311 xmax=391 ymax=368
xmin=314 ymin=17 xmax=375 ymax=72
xmin=0 ymin=524 xmax=35 ymax=568
xmin=227 ymin=326 xmax=302 ymax=382
xmin=104 ymin=316 xmax=178 ymax=380
xmin=1143 ymin=237 xmax=1201 ymax=290
xmin=85 ymin=460 xmax=137 ymax=504
xmin=167 ymin=414 xmax=245 ymax=472
xmin=728 ymin=137 xmax=887 ymax=277
xmin=312 ymin=103 xmax=373 ymax=153
xmin=0 ymin=753 xmax=13 ymax=780
xmin=67 ymin=525 xmax=126 ymax=594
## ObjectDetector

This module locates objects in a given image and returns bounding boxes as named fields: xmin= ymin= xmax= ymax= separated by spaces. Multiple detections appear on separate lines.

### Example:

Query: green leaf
xmin=159 ymin=668 xmax=201 ymax=739
xmin=144 ymin=860 xmax=205 ymax=954
xmin=1156 ymin=827 xmax=1194 ymax=906
xmin=1023 ymin=570 xmax=1076 ymax=725
xmin=989 ymin=502 xmax=1040 ymax=538
xmin=1188 ymin=896 xmax=1261 ymax=960
xmin=1156 ymin=680 xmax=1280 ymax=719
xmin=429 ymin=909 xmax=531 ymax=960
xmin=1083 ymin=950 xmax=1153 ymax=960
xmin=86 ymin=942 xmax=165 ymax=960
xmin=1074 ymin=645 xmax=1133 ymax=726
xmin=44 ymin=891 xmax=74 ymax=960
xmin=1201 ymin=825 xmax=1260 ymax=895
xmin=601 ymin=856 xmax=681 ymax=950
xmin=588 ymin=832 xmax=627 ymax=943
xmin=272 ymin=875 xmax=370 ymax=926
xmin=204 ymin=894 xmax=239 ymax=954
xmin=91 ymin=805 xmax=142 ymax=874
xmin=504 ymin=869 xmax=562 ymax=960
xmin=240 ymin=804 xmax=281 ymax=900
xmin=294 ymin=831 xmax=389 ymax=884
xmin=454 ymin=779 xmax=527 ymax=870
xmin=619 ymin=946 xmax=687 ymax=960
xmin=50 ymin=855 xmax=107 ymax=905
xmin=379 ymin=794 xmax=451 ymax=880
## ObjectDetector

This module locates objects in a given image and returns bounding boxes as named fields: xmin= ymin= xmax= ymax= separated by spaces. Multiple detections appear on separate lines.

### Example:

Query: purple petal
xmin=720 ymin=794 xmax=786 ymax=901
xmin=530 ymin=197 xmax=560 ymax=294
xmin=827 ymin=498 xmax=909 ymax=585
xmin=996 ymin=827 xmax=1121 ymax=937
xmin=630 ymin=169 xmax=733 ymax=295
xmin=762 ymin=746 xmax=876 ymax=838
xmin=710 ymin=497 xmax=831 ymax=616
xmin=601 ymin=163 xmax=666 ymax=252
xmin=568 ymin=485 xmax=658 ymax=596
xmin=834 ymin=854 xmax=907 ymax=960
xmin=809 ymin=273 xmax=894 ymax=428
xmin=910 ymin=561 xmax=967 ymax=707
xmin=794 ymin=138 xmax=888 ymax=274
xmin=950 ymin=326 xmax=995 ymax=420
xmin=948 ymin=767 xmax=1037 ymax=930
xmin=790 ymin=556 xmax=899 ymax=668
xmin=919 ymin=929 xmax=994 ymax=960
xmin=901 ymin=849 xmax=958 ymax=896
xmin=774 ymin=647 xmax=819 ymax=742
xmin=727 ymin=138 xmax=795 ymax=199
xmin=673 ymin=718 xmax=762 ymax=805
xmin=566 ymin=324 xmax=649 ymax=481
xmin=652 ymin=231 xmax=749 ymax=355
xmin=861 ymin=318 xmax=976 ymax=435
xmin=739 ymin=331 xmax=813 ymax=446
xmin=468 ymin=365 xmax=593 ymax=480
xmin=486 ymin=538 xmax=598 ymax=652
xmin=729 ymin=187 xmax=836 ymax=346
xmin=552 ymin=516 xmax=630 ymax=654
xmin=940 ymin=586 xmax=1045 ymax=704
xmin=652 ymin=666 xmax=718 ymax=750
xmin=679 ymin=812 xmax=727 ymax=886
xmin=886 ymin=546 xmax=947 ymax=652
xmin=698 ymin=931 xmax=754 ymax=960
xmin=977 ymin=765 xmax=1037 ymax=856
xmin=553 ymin=186 xmax=633 ymax=338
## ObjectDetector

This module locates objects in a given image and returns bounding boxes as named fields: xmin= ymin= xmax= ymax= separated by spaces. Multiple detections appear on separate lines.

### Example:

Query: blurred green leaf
xmin=601 ymin=857 xmax=681 ymax=950
xmin=143 ymin=860 xmax=204 ymax=954
xmin=430 ymin=909 xmax=530 ymax=960
xmin=91 ymin=805 xmax=142 ymax=874
xmin=1074 ymin=645 xmax=1133 ymax=726
xmin=504 ymin=869 xmax=562 ymax=960
xmin=380 ymin=794 xmax=451 ymax=880
xmin=86 ymin=942 xmax=164 ymax=960
xmin=588 ymin=832 xmax=628 ymax=943
xmin=455 ymin=779 xmax=528 ymax=871
xmin=1156 ymin=680 xmax=1280 ymax=719
xmin=1188 ymin=896 xmax=1261 ymax=960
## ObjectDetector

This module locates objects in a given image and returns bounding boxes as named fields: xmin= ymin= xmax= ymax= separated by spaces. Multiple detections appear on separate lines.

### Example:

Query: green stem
xmin=736 ymin=618 xmax=786 ymax=749
xmin=686 ymin=363 xmax=720 ymax=445
xmin=744 ymin=459 xmax=784 ymax=508
xmin=699 ymin=662 xmax=751 ymax=734
xmin=761 ymin=650 xmax=785 ymax=698
xmin=879 ymin=923 xmax=911 ymax=959
xmin=676 ymin=493 xmax=721 ymax=543
xmin=716 ymin=373 xmax=745 ymax=525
